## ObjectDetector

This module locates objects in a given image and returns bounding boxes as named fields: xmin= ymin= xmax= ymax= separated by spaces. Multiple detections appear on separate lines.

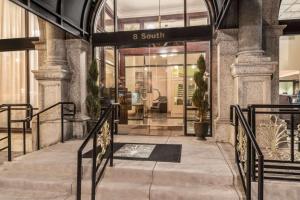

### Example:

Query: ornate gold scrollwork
xmin=96 ymin=121 xmax=111 ymax=165
xmin=257 ymin=115 xmax=289 ymax=160
xmin=237 ymin=126 xmax=247 ymax=172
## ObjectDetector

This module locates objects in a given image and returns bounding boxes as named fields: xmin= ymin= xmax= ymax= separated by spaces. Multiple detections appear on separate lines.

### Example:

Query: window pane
xmin=123 ymin=23 xmax=140 ymax=31
xmin=104 ymin=10 xmax=114 ymax=32
xmin=187 ymin=0 xmax=209 ymax=26
xmin=94 ymin=0 xmax=114 ymax=32
xmin=103 ymin=47 xmax=116 ymax=102
xmin=29 ymin=12 xmax=40 ymax=37
xmin=117 ymin=0 xmax=184 ymax=31
xmin=125 ymin=56 xmax=144 ymax=66
xmin=0 ymin=0 xmax=25 ymax=39
xmin=29 ymin=50 xmax=39 ymax=108
xmin=0 ymin=51 xmax=26 ymax=127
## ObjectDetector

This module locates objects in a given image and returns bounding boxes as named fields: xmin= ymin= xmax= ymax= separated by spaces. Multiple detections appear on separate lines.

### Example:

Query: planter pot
xmin=194 ymin=122 xmax=209 ymax=140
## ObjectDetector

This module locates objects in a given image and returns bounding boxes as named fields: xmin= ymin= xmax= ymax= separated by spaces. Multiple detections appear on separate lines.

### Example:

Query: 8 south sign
xmin=132 ymin=32 xmax=165 ymax=41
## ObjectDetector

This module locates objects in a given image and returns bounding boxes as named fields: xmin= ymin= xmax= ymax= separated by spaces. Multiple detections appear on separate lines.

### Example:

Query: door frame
xmin=92 ymin=26 xmax=213 ymax=136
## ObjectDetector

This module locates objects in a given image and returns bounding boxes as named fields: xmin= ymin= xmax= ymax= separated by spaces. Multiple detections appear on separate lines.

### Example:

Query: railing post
xmin=23 ymin=121 xmax=26 ymax=155
xmin=91 ymin=132 xmax=97 ymax=200
xmin=7 ymin=106 xmax=12 ymax=161
xmin=37 ymin=114 xmax=40 ymax=150
xmin=61 ymin=104 xmax=64 ymax=143
xmin=234 ymin=110 xmax=239 ymax=164
xmin=257 ymin=155 xmax=264 ymax=200
xmin=246 ymin=133 xmax=251 ymax=200
xmin=77 ymin=151 xmax=82 ymax=200
xmin=250 ymin=107 xmax=256 ymax=181
xmin=110 ymin=106 xmax=115 ymax=167
xmin=291 ymin=114 xmax=295 ymax=162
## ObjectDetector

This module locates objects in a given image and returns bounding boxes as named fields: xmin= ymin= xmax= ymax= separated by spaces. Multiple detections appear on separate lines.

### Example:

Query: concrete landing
xmin=0 ymin=136 xmax=241 ymax=200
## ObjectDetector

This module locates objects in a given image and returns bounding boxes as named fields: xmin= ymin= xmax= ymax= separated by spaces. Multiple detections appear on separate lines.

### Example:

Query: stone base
xmin=231 ymin=53 xmax=276 ymax=107
xmin=70 ymin=114 xmax=90 ymax=139
xmin=31 ymin=119 xmax=72 ymax=151
xmin=0 ymin=133 xmax=32 ymax=153
xmin=214 ymin=119 xmax=234 ymax=145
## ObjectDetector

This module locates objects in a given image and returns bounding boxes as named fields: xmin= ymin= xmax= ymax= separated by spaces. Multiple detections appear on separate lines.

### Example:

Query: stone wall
xmin=32 ymin=23 xmax=92 ymax=149
xmin=213 ymin=0 xmax=283 ymax=144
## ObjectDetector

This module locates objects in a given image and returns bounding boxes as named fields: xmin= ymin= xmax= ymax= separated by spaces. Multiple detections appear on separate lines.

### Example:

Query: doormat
xmin=82 ymin=143 xmax=182 ymax=163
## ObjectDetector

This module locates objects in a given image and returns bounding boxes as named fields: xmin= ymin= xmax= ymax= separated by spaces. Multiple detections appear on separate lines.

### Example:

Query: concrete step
xmin=102 ymin=162 xmax=153 ymax=184
xmin=150 ymin=185 xmax=239 ymax=200
xmin=74 ymin=180 xmax=239 ymax=200
xmin=97 ymin=181 xmax=149 ymax=200
xmin=0 ymin=175 xmax=74 ymax=194
xmin=252 ymin=180 xmax=300 ymax=200
xmin=103 ymin=159 xmax=234 ymax=187
xmin=0 ymin=188 xmax=69 ymax=200
xmin=1 ymin=159 xmax=91 ymax=178
xmin=74 ymin=180 xmax=149 ymax=200
xmin=152 ymin=163 xmax=234 ymax=187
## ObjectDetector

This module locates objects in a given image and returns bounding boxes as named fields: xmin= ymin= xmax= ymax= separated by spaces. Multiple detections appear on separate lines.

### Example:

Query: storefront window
xmin=29 ymin=12 xmax=40 ymax=37
xmin=187 ymin=0 xmax=210 ymax=26
xmin=0 ymin=0 xmax=40 ymax=127
xmin=279 ymin=35 xmax=300 ymax=97
xmin=0 ymin=0 xmax=25 ymax=39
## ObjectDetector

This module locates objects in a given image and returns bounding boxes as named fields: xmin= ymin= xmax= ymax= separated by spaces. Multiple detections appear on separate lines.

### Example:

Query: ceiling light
xmin=146 ymin=24 xmax=155 ymax=29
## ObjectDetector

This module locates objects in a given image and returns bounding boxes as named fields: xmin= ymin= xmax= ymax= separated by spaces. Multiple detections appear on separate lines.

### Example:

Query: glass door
xmin=119 ymin=43 xmax=185 ymax=136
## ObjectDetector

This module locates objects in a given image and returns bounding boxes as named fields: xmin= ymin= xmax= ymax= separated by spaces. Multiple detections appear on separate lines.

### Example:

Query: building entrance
xmin=92 ymin=0 xmax=213 ymax=136
xmin=97 ymin=40 xmax=211 ymax=136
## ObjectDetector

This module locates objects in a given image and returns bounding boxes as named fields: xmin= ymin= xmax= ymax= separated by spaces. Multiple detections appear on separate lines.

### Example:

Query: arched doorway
xmin=92 ymin=0 xmax=213 ymax=136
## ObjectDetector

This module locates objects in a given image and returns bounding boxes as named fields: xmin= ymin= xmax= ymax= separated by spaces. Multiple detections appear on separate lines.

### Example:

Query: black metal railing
xmin=29 ymin=102 xmax=76 ymax=150
xmin=248 ymin=104 xmax=300 ymax=182
xmin=0 ymin=102 xmax=76 ymax=161
xmin=77 ymin=103 xmax=119 ymax=200
xmin=230 ymin=105 xmax=264 ymax=200
xmin=0 ymin=104 xmax=33 ymax=161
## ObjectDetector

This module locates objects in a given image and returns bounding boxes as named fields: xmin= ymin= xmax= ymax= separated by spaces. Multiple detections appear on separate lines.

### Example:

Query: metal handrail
xmin=230 ymin=105 xmax=264 ymax=200
xmin=77 ymin=103 xmax=119 ymax=200
xmin=29 ymin=102 xmax=76 ymax=150
xmin=0 ymin=104 xmax=33 ymax=161
xmin=31 ymin=102 xmax=75 ymax=118
xmin=0 ymin=102 xmax=76 ymax=161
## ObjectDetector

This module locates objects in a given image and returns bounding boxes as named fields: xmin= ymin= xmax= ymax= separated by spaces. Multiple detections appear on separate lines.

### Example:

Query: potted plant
xmin=86 ymin=59 xmax=101 ymax=131
xmin=192 ymin=55 xmax=209 ymax=140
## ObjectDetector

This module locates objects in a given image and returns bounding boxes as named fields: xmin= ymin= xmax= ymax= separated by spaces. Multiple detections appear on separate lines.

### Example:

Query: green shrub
xmin=86 ymin=60 xmax=101 ymax=120
xmin=192 ymin=55 xmax=209 ymax=122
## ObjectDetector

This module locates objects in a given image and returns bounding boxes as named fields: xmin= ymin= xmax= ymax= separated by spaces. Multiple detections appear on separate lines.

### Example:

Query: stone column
xmin=211 ymin=39 xmax=218 ymax=137
xmin=214 ymin=29 xmax=238 ymax=143
xmin=32 ymin=23 xmax=71 ymax=150
xmin=231 ymin=0 xmax=276 ymax=107
xmin=66 ymin=39 xmax=91 ymax=138
xmin=264 ymin=25 xmax=286 ymax=104
xmin=238 ymin=0 xmax=263 ymax=55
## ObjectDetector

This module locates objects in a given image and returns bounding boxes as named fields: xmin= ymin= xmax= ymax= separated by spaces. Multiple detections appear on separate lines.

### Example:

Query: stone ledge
xmin=32 ymin=69 xmax=71 ymax=80
xmin=231 ymin=61 xmax=275 ymax=78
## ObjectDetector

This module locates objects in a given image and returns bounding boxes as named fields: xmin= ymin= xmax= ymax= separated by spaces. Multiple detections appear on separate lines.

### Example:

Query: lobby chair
xmin=151 ymin=96 xmax=168 ymax=113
